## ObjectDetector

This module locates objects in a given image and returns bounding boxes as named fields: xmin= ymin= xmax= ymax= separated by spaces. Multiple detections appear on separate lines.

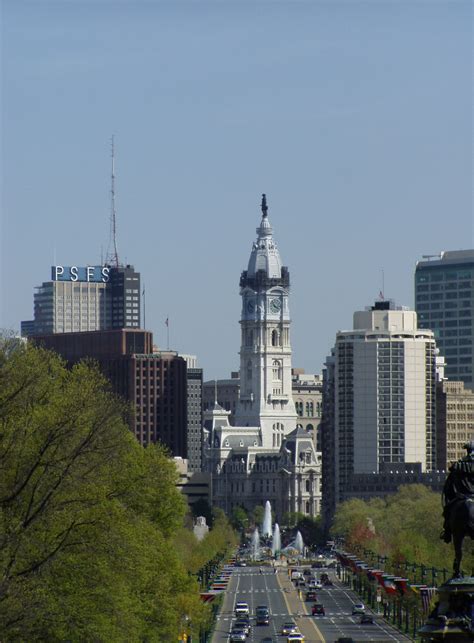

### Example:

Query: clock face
xmin=270 ymin=298 xmax=281 ymax=313
xmin=246 ymin=300 xmax=255 ymax=313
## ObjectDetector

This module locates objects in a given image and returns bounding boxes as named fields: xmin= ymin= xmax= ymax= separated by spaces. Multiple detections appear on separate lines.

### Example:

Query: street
xmin=211 ymin=565 xmax=412 ymax=642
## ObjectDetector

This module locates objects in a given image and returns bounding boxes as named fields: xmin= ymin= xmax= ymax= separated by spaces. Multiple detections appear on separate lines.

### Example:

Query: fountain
xmin=294 ymin=530 xmax=304 ymax=554
xmin=271 ymin=523 xmax=281 ymax=557
xmin=262 ymin=500 xmax=272 ymax=538
xmin=251 ymin=527 xmax=260 ymax=560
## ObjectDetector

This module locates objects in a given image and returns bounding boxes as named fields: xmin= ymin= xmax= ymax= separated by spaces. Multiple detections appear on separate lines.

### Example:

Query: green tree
xmin=0 ymin=344 xmax=210 ymax=641
xmin=230 ymin=506 xmax=249 ymax=533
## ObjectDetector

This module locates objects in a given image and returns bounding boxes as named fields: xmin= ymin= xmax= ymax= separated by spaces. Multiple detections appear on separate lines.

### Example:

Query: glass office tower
xmin=415 ymin=250 xmax=474 ymax=389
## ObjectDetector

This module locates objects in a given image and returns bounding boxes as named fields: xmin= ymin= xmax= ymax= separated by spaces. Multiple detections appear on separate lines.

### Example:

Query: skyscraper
xmin=415 ymin=250 xmax=474 ymax=389
xmin=21 ymin=264 xmax=141 ymax=336
xmin=322 ymin=300 xmax=438 ymax=522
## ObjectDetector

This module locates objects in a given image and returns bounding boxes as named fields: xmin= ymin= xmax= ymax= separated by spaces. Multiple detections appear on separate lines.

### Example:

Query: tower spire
xmin=106 ymin=135 xmax=119 ymax=268
xmin=261 ymin=193 xmax=268 ymax=218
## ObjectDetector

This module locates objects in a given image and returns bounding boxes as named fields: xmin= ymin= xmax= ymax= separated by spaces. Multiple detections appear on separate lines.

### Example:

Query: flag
xmin=382 ymin=576 xmax=398 ymax=595
xmin=379 ymin=290 xmax=384 ymax=300
xmin=165 ymin=317 xmax=169 ymax=327
xmin=420 ymin=587 xmax=437 ymax=613
xmin=394 ymin=577 xmax=409 ymax=595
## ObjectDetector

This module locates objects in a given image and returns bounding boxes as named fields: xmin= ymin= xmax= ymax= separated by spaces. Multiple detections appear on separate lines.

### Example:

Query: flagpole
xmin=167 ymin=315 xmax=170 ymax=350
xmin=143 ymin=284 xmax=146 ymax=330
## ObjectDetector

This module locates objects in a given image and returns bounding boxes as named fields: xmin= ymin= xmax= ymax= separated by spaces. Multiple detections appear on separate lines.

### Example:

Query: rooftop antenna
xmin=105 ymin=135 xmax=119 ymax=268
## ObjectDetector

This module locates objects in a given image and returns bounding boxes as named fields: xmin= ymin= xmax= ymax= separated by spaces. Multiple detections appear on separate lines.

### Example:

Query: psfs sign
xmin=52 ymin=266 xmax=110 ymax=283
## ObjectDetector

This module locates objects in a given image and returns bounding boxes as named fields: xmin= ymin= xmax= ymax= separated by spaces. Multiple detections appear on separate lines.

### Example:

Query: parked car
xmin=352 ymin=602 xmax=365 ymax=615
xmin=235 ymin=602 xmax=250 ymax=616
xmin=360 ymin=614 xmax=374 ymax=624
xmin=312 ymin=603 xmax=326 ymax=616
xmin=282 ymin=621 xmax=298 ymax=635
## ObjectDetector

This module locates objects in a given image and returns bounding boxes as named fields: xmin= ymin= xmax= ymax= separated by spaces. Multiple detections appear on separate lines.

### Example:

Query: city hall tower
xmin=234 ymin=194 xmax=297 ymax=449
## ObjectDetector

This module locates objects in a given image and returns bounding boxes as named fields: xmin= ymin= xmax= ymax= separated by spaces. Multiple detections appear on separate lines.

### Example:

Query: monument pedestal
xmin=418 ymin=577 xmax=474 ymax=642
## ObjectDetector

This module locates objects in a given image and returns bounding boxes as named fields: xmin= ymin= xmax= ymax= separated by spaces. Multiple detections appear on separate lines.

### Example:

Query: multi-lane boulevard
xmin=211 ymin=565 xmax=412 ymax=642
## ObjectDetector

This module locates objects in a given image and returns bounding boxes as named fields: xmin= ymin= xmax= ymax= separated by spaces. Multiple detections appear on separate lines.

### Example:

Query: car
xmin=287 ymin=635 xmax=305 ymax=642
xmin=256 ymin=606 xmax=270 ymax=625
xmin=282 ymin=621 xmax=298 ymax=635
xmin=230 ymin=630 xmax=247 ymax=642
xmin=360 ymin=614 xmax=374 ymax=624
xmin=312 ymin=561 xmax=324 ymax=568
xmin=235 ymin=618 xmax=251 ymax=632
xmin=303 ymin=568 xmax=311 ymax=576
xmin=335 ymin=638 xmax=354 ymax=643
xmin=320 ymin=572 xmax=329 ymax=582
xmin=235 ymin=602 xmax=250 ymax=616
xmin=324 ymin=578 xmax=333 ymax=586
xmin=305 ymin=590 xmax=317 ymax=602
xmin=312 ymin=603 xmax=325 ymax=616
xmin=352 ymin=602 xmax=365 ymax=615
xmin=314 ymin=580 xmax=323 ymax=589
xmin=259 ymin=638 xmax=275 ymax=643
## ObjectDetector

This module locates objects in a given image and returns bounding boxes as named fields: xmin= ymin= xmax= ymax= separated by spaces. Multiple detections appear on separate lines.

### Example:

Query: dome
xmin=247 ymin=195 xmax=283 ymax=279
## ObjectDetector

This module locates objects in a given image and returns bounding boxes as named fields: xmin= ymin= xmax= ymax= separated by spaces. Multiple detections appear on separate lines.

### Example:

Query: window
xmin=272 ymin=359 xmax=282 ymax=380
xmin=246 ymin=360 xmax=252 ymax=381
xmin=271 ymin=329 xmax=279 ymax=346
xmin=295 ymin=401 xmax=303 ymax=416
xmin=306 ymin=401 xmax=314 ymax=416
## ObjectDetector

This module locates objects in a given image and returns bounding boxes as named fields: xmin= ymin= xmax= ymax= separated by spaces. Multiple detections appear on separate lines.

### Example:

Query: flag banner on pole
xmin=420 ymin=587 xmax=437 ymax=613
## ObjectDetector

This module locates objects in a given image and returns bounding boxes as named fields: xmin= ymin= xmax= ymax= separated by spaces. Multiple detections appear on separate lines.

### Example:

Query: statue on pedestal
xmin=440 ymin=441 xmax=474 ymax=577
xmin=419 ymin=442 xmax=474 ymax=641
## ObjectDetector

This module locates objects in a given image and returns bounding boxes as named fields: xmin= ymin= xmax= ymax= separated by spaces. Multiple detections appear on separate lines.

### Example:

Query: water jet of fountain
xmin=262 ymin=500 xmax=272 ymax=538
xmin=251 ymin=527 xmax=260 ymax=560
xmin=271 ymin=523 xmax=281 ymax=557
xmin=295 ymin=530 xmax=304 ymax=554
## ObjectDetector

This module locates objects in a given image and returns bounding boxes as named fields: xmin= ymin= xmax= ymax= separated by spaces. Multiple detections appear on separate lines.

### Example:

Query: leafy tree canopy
xmin=0 ymin=343 xmax=219 ymax=641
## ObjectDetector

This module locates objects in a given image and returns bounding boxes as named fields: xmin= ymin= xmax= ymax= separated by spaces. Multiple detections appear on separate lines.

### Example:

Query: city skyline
xmin=2 ymin=1 xmax=472 ymax=379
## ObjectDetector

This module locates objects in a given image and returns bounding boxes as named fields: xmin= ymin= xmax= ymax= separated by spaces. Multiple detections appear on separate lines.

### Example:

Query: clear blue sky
xmin=1 ymin=0 xmax=472 ymax=379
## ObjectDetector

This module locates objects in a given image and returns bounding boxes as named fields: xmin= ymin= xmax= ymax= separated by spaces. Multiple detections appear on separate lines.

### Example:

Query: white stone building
xmin=203 ymin=196 xmax=321 ymax=520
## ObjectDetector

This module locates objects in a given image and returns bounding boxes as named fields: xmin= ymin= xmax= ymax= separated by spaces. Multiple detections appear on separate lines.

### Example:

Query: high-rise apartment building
xmin=415 ymin=250 xmax=474 ymax=389
xmin=322 ymin=300 xmax=438 ymax=523
xmin=21 ymin=264 xmax=141 ymax=336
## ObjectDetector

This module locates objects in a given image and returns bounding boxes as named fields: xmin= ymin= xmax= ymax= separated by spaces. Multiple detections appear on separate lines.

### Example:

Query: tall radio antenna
xmin=106 ymin=135 xmax=119 ymax=267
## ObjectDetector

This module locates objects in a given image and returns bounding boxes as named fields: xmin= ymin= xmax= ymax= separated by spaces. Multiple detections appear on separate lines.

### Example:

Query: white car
xmin=352 ymin=602 xmax=365 ymax=615
xmin=287 ymin=635 xmax=305 ymax=642
xmin=235 ymin=601 xmax=249 ymax=616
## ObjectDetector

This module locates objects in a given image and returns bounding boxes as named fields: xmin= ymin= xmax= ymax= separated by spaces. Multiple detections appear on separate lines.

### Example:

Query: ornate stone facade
xmin=203 ymin=196 xmax=321 ymax=520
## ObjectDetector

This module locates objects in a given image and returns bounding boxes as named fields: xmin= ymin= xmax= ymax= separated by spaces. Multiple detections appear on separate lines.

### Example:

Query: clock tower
xmin=234 ymin=194 xmax=297 ymax=449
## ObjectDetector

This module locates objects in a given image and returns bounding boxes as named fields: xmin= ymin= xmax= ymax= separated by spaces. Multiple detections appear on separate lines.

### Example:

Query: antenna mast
xmin=106 ymin=135 xmax=119 ymax=268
